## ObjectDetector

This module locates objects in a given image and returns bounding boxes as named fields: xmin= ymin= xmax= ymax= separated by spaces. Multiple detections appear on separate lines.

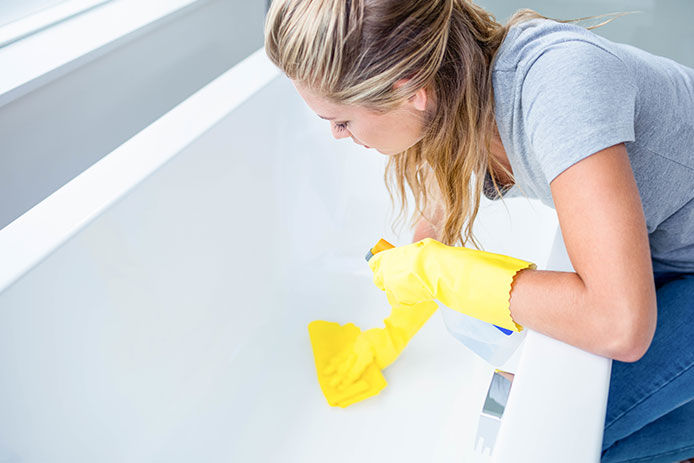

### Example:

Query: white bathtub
xmin=0 ymin=50 xmax=611 ymax=462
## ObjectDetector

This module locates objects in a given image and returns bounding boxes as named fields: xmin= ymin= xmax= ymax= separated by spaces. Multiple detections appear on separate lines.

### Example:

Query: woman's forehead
xmin=292 ymin=80 xmax=360 ymax=119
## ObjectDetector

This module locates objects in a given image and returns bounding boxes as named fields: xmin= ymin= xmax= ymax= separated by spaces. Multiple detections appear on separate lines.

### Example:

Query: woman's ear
xmin=394 ymin=79 xmax=429 ymax=112
xmin=409 ymin=86 xmax=428 ymax=112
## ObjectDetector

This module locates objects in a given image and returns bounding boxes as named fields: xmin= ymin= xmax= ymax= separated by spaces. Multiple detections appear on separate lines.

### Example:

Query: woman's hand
xmin=367 ymin=239 xmax=439 ymax=307
xmin=323 ymin=331 xmax=377 ymax=391
xmin=323 ymin=298 xmax=439 ymax=391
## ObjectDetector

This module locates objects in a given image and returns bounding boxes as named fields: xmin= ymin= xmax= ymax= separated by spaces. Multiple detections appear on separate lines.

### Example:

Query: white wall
xmin=0 ymin=0 xmax=266 ymax=230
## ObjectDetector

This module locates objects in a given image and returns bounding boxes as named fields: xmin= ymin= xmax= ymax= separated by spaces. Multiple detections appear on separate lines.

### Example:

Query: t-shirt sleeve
xmin=520 ymin=40 xmax=638 ymax=183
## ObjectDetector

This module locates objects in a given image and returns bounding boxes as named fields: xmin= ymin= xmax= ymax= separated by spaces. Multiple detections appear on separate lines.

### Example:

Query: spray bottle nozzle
xmin=365 ymin=238 xmax=395 ymax=262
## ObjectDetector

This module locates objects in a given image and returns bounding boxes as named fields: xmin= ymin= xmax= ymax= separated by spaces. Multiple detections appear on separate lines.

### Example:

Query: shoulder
xmin=495 ymin=19 xmax=637 ymax=105
xmin=494 ymin=18 xmax=629 ymax=75
xmin=498 ymin=21 xmax=639 ymax=184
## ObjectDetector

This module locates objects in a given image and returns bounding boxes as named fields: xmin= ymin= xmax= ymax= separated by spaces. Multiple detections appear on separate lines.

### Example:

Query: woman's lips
xmin=351 ymin=136 xmax=370 ymax=149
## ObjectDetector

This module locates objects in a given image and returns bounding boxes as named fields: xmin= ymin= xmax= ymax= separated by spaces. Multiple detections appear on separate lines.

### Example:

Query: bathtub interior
xmin=0 ymin=74 xmax=558 ymax=462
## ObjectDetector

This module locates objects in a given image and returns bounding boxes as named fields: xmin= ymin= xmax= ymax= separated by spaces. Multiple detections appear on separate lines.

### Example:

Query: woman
xmin=264 ymin=0 xmax=694 ymax=461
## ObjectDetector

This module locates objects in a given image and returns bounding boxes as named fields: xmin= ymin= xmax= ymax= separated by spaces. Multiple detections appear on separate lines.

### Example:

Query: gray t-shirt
xmin=486 ymin=18 xmax=694 ymax=273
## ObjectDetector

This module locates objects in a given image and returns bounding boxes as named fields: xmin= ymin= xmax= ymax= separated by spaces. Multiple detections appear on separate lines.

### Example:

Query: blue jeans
xmin=601 ymin=271 xmax=694 ymax=462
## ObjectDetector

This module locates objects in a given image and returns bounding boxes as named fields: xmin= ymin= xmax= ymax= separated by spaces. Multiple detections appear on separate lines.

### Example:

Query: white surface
xmin=493 ymin=229 xmax=612 ymax=462
xmin=0 ymin=50 xmax=609 ymax=461
xmin=0 ymin=0 xmax=266 ymax=231
xmin=0 ymin=48 xmax=278 ymax=295
xmin=0 ymin=0 xmax=204 ymax=106
xmin=0 ymin=0 xmax=70 ymax=27
xmin=0 ymin=0 xmax=110 ymax=47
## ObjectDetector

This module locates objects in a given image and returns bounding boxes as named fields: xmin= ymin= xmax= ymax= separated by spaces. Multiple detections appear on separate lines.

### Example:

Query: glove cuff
xmin=421 ymin=240 xmax=535 ymax=332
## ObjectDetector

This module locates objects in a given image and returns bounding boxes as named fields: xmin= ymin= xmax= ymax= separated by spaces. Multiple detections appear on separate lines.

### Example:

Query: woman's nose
xmin=331 ymin=125 xmax=351 ymax=140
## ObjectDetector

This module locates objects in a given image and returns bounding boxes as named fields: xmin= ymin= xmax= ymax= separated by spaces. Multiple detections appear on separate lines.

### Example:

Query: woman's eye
xmin=334 ymin=122 xmax=348 ymax=132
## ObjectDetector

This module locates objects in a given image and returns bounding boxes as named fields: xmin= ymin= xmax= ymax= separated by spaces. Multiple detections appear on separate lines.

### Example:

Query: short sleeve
xmin=521 ymin=40 xmax=638 ymax=183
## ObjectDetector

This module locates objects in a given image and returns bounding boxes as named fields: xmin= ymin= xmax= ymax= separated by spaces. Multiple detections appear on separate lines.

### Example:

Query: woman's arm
xmin=413 ymin=215 xmax=439 ymax=242
xmin=412 ymin=168 xmax=445 ymax=242
xmin=509 ymin=143 xmax=657 ymax=362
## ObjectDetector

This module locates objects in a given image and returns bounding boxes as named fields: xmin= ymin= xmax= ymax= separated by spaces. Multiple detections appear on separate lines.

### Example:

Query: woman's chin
xmin=377 ymin=148 xmax=398 ymax=156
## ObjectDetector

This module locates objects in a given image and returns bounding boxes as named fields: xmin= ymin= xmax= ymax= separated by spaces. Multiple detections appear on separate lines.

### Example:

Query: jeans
xmin=601 ymin=271 xmax=694 ymax=462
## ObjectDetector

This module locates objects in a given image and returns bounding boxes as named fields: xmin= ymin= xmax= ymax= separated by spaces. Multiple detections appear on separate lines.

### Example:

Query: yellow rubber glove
xmin=308 ymin=321 xmax=387 ymax=408
xmin=367 ymin=238 xmax=536 ymax=332
xmin=323 ymin=299 xmax=438 ymax=392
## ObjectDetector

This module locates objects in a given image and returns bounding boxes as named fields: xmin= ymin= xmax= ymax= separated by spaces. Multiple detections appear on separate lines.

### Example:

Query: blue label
xmin=493 ymin=325 xmax=513 ymax=336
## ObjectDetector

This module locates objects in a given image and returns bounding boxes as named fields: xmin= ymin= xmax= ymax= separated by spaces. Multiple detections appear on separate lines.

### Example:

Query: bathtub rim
xmin=0 ymin=48 xmax=280 ymax=295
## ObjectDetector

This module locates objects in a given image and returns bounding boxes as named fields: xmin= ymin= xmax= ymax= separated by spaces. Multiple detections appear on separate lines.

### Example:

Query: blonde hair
xmin=265 ymin=0 xmax=631 ymax=246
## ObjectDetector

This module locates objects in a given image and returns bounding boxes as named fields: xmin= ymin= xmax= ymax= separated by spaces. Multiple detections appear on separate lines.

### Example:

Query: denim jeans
xmin=601 ymin=271 xmax=694 ymax=462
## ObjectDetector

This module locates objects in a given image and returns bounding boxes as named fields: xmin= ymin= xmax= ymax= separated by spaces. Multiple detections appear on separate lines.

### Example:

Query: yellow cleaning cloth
xmin=308 ymin=321 xmax=387 ymax=408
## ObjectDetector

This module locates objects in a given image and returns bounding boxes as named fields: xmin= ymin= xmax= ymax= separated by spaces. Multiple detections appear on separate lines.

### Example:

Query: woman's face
xmin=292 ymin=80 xmax=431 ymax=156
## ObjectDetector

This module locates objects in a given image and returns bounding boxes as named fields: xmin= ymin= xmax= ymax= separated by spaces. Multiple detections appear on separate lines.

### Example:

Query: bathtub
xmin=0 ymin=49 xmax=611 ymax=462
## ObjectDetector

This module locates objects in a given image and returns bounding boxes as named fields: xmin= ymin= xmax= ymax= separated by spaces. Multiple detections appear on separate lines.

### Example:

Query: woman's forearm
xmin=412 ymin=215 xmax=440 ymax=242
xmin=509 ymin=268 xmax=654 ymax=362
xmin=413 ymin=218 xmax=654 ymax=362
